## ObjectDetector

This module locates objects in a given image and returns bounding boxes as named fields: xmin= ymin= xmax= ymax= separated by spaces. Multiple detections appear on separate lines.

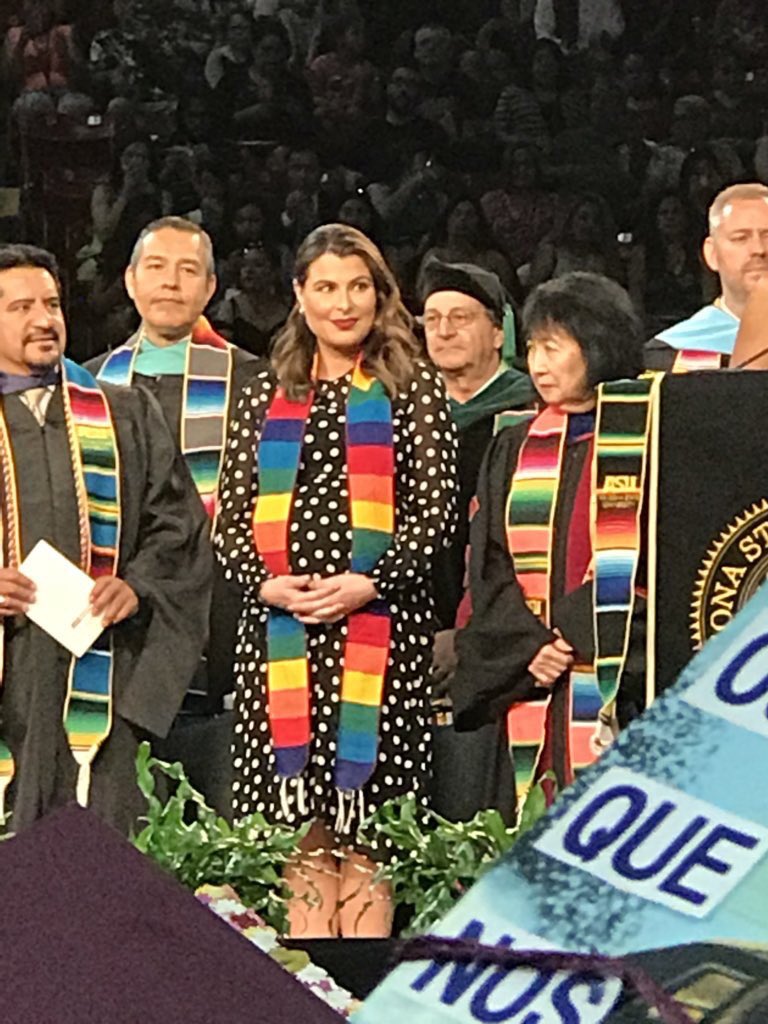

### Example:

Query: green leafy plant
xmin=358 ymin=780 xmax=552 ymax=936
xmin=133 ymin=742 xmax=307 ymax=933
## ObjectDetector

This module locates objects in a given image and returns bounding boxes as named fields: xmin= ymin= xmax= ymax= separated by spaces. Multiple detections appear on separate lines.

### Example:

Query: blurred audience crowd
xmin=1 ymin=0 xmax=767 ymax=361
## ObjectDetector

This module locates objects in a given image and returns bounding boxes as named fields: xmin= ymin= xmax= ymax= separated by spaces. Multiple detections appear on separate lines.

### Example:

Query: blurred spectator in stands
xmin=90 ymin=141 xmax=159 ymax=259
xmin=307 ymin=11 xmax=379 ymax=162
xmin=214 ymin=16 xmax=311 ymax=143
xmin=667 ymin=145 xmax=725 ymax=303
xmin=369 ymin=148 xmax=451 ymax=249
xmin=56 ymin=89 xmax=95 ymax=126
xmin=337 ymin=189 xmax=382 ymax=243
xmin=481 ymin=142 xmax=560 ymax=274
xmin=87 ymin=0 xmax=149 ymax=103
xmin=211 ymin=243 xmax=289 ymax=356
xmin=621 ymin=51 xmax=667 ymax=142
xmin=633 ymin=191 xmax=704 ymax=333
xmin=307 ymin=12 xmax=378 ymax=124
xmin=709 ymin=48 xmax=758 ymax=140
xmin=493 ymin=66 xmax=549 ymax=150
xmin=2 ymin=0 xmax=81 ymax=97
xmin=679 ymin=145 xmax=727 ymax=241
xmin=230 ymin=200 xmax=270 ymax=251
xmin=643 ymin=95 xmax=715 ymax=196
xmin=527 ymin=38 xmax=569 ymax=137
xmin=528 ymin=192 xmax=621 ymax=289
xmin=457 ymin=46 xmax=512 ymax=137
xmin=713 ymin=0 xmax=767 ymax=64
xmin=368 ymin=148 xmax=453 ymax=306
xmin=158 ymin=146 xmax=202 ymax=220
xmin=412 ymin=23 xmax=460 ymax=137
xmin=104 ymin=95 xmax=140 ymax=149
xmin=251 ymin=0 xmax=330 ymax=66
xmin=218 ymin=198 xmax=280 ymax=289
xmin=360 ymin=65 xmax=448 ymax=183
xmin=533 ymin=0 xmax=625 ymax=52
xmin=204 ymin=7 xmax=254 ymax=90
xmin=169 ymin=94 xmax=214 ymax=149
xmin=279 ymin=147 xmax=343 ymax=249
xmin=418 ymin=196 xmax=518 ymax=297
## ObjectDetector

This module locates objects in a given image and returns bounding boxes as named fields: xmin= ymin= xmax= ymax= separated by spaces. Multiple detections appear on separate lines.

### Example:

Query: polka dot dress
xmin=214 ymin=362 xmax=457 ymax=852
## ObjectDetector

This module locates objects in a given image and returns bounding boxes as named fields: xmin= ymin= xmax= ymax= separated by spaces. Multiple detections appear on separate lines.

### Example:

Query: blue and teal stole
xmin=0 ymin=359 xmax=121 ymax=818
xmin=98 ymin=317 xmax=233 ymax=521
xmin=657 ymin=301 xmax=738 ymax=373
xmin=252 ymin=358 xmax=394 ymax=793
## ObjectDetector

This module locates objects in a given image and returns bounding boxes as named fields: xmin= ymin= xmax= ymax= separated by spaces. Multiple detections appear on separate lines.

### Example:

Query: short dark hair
xmin=522 ymin=272 xmax=643 ymax=385
xmin=129 ymin=216 xmax=215 ymax=275
xmin=0 ymin=244 xmax=62 ymax=294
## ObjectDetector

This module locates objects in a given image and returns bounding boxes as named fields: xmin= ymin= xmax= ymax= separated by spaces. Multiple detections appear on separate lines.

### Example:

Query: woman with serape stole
xmin=450 ymin=272 xmax=651 ymax=819
xmin=214 ymin=224 xmax=457 ymax=938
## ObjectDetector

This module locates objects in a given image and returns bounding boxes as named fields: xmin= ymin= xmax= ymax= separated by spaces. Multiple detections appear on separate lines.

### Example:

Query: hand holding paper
xmin=0 ymin=567 xmax=36 ymax=616
xmin=17 ymin=541 xmax=106 ymax=658
xmin=90 ymin=576 xmax=139 ymax=627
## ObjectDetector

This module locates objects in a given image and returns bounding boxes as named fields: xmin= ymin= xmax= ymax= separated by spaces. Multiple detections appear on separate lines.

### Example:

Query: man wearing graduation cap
xmin=419 ymin=257 xmax=534 ymax=824
xmin=645 ymin=182 xmax=768 ymax=371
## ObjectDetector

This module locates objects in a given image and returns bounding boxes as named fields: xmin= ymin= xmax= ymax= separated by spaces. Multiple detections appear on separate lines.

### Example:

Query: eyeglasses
xmin=420 ymin=309 xmax=485 ymax=333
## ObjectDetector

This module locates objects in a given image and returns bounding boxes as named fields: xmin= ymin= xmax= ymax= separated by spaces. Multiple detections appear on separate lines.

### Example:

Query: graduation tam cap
xmin=0 ymin=805 xmax=344 ymax=1024
xmin=419 ymin=256 xmax=517 ymax=360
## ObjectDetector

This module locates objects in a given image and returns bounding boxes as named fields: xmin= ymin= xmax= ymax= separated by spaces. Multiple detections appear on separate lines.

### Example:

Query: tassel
xmin=502 ymin=303 xmax=518 ymax=364
xmin=75 ymin=760 xmax=92 ymax=807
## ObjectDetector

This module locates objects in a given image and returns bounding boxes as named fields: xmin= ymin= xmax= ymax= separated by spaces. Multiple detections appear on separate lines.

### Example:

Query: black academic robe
xmin=0 ymin=384 xmax=211 ymax=834
xmin=450 ymin=418 xmax=646 ymax=809
xmin=86 ymin=347 xmax=261 ymax=714
xmin=430 ymin=372 xmax=535 ymax=827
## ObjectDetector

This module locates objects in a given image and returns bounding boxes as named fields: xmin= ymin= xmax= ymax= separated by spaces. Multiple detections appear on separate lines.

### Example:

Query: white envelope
xmin=19 ymin=540 xmax=105 ymax=658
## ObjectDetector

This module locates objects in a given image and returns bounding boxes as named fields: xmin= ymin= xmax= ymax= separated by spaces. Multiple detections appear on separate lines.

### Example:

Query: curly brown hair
xmin=271 ymin=223 xmax=421 ymax=400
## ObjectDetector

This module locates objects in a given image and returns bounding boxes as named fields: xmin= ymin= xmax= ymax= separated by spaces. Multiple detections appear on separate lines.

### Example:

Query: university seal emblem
xmin=691 ymin=499 xmax=768 ymax=647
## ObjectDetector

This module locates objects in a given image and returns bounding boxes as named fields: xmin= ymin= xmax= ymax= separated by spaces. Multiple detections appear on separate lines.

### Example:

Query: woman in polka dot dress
xmin=214 ymin=224 xmax=457 ymax=938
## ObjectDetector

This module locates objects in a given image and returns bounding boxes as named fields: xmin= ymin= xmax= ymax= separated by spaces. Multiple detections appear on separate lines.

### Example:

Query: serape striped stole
xmin=0 ymin=359 xmax=120 ymax=818
xmin=505 ymin=381 xmax=654 ymax=806
xmin=672 ymin=349 xmax=725 ymax=373
xmin=252 ymin=361 xmax=394 ymax=792
xmin=98 ymin=317 xmax=233 ymax=521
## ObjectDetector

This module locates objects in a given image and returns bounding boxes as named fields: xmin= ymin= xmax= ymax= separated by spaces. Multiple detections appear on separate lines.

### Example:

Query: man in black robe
xmin=87 ymin=217 xmax=260 ymax=815
xmin=0 ymin=244 xmax=210 ymax=834
xmin=419 ymin=258 xmax=535 ymax=823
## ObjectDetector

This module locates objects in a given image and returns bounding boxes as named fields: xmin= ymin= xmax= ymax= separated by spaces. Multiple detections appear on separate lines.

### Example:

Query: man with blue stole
xmin=87 ymin=217 xmax=260 ymax=815
xmin=0 ymin=245 xmax=210 ymax=833
xmin=645 ymin=182 xmax=768 ymax=372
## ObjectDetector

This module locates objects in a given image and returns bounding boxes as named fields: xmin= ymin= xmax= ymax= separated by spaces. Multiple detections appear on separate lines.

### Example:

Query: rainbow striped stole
xmin=0 ymin=359 xmax=120 ymax=817
xmin=252 ymin=360 xmax=394 ymax=792
xmin=592 ymin=377 xmax=656 ymax=708
xmin=98 ymin=317 xmax=233 ymax=521
xmin=672 ymin=349 xmax=725 ymax=373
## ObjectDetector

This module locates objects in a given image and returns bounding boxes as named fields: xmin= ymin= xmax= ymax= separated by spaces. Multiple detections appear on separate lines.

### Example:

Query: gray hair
xmin=129 ymin=216 xmax=215 ymax=276
xmin=708 ymin=183 xmax=768 ymax=233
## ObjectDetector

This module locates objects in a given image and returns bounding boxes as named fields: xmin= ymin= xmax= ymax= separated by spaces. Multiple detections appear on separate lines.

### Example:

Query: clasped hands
xmin=259 ymin=573 xmax=378 ymax=624
xmin=0 ymin=568 xmax=138 ymax=627
xmin=528 ymin=630 xmax=574 ymax=688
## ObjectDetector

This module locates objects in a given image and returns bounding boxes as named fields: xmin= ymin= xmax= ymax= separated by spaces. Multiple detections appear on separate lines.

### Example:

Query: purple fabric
xmin=0 ymin=367 xmax=60 ymax=394
xmin=395 ymin=937 xmax=695 ymax=1024
xmin=0 ymin=804 xmax=345 ymax=1024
